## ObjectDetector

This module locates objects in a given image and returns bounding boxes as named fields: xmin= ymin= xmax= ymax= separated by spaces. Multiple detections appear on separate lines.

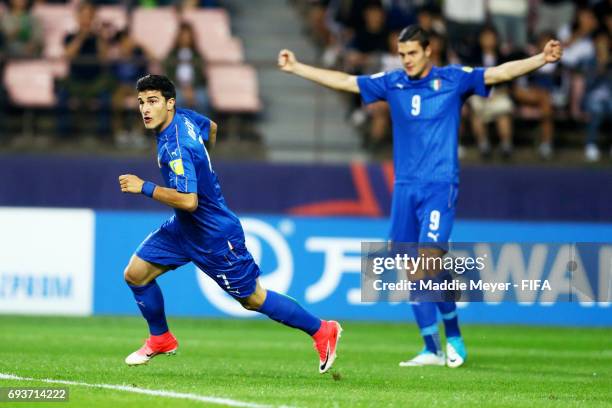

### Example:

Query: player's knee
xmin=124 ymin=265 xmax=148 ymax=286
xmin=238 ymin=293 xmax=264 ymax=311
xmin=123 ymin=266 xmax=137 ymax=285
xmin=238 ymin=297 xmax=260 ymax=311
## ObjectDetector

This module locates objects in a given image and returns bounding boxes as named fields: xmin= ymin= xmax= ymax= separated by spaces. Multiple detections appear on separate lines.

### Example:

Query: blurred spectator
xmin=56 ymin=2 xmax=112 ymax=140
xmin=364 ymin=30 xmax=401 ymax=150
xmin=596 ymin=2 xmax=612 ymax=35
xmin=164 ymin=22 xmax=209 ymax=115
xmin=325 ymin=0 xmax=374 ymax=67
xmin=306 ymin=0 xmax=333 ymax=49
xmin=561 ymin=7 xmax=599 ymax=120
xmin=428 ymin=29 xmax=448 ymax=66
xmin=535 ymin=0 xmax=575 ymax=37
xmin=510 ymin=32 xmax=559 ymax=160
xmin=584 ymin=30 xmax=612 ymax=162
xmin=344 ymin=2 xmax=390 ymax=147
xmin=331 ymin=0 xmax=371 ymax=36
xmin=442 ymin=0 xmax=485 ymax=62
xmin=593 ymin=0 xmax=612 ymax=24
xmin=344 ymin=2 xmax=389 ymax=74
xmin=380 ymin=30 xmax=402 ymax=71
xmin=1 ymin=0 xmax=43 ymax=58
xmin=467 ymin=25 xmax=514 ymax=159
xmin=489 ymin=0 xmax=528 ymax=53
xmin=415 ymin=5 xmax=445 ymax=37
xmin=110 ymin=30 xmax=150 ymax=149
xmin=383 ymin=0 xmax=415 ymax=31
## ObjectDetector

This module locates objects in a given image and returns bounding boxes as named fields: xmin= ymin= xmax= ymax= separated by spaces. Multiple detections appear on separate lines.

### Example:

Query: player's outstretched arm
xmin=278 ymin=49 xmax=360 ymax=93
xmin=119 ymin=174 xmax=198 ymax=212
xmin=484 ymin=40 xmax=563 ymax=85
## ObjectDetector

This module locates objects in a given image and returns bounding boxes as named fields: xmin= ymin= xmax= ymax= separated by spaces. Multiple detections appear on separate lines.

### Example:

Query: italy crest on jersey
xmin=431 ymin=78 xmax=441 ymax=91
xmin=169 ymin=159 xmax=185 ymax=175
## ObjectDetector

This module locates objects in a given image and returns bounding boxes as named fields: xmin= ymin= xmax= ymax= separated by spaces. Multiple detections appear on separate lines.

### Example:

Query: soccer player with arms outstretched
xmin=278 ymin=25 xmax=562 ymax=367
xmin=119 ymin=75 xmax=341 ymax=373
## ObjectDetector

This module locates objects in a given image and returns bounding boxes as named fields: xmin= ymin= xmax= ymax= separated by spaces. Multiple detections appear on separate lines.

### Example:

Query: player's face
xmin=398 ymin=40 xmax=431 ymax=79
xmin=137 ymin=90 xmax=175 ymax=131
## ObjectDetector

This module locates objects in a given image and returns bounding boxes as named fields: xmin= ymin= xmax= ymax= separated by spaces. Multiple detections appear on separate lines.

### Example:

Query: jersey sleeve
xmin=356 ymin=72 xmax=389 ymax=104
xmin=167 ymin=144 xmax=198 ymax=193
xmin=456 ymin=66 xmax=491 ymax=98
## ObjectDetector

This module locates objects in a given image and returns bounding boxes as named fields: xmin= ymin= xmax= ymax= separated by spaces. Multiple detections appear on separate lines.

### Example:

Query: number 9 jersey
xmin=357 ymin=65 xmax=490 ymax=247
xmin=357 ymin=65 xmax=490 ymax=185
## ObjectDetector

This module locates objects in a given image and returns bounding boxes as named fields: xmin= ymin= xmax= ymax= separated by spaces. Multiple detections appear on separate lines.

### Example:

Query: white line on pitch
xmin=0 ymin=373 xmax=294 ymax=408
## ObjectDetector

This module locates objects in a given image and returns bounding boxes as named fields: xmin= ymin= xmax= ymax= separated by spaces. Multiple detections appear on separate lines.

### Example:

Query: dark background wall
xmin=1 ymin=154 xmax=611 ymax=221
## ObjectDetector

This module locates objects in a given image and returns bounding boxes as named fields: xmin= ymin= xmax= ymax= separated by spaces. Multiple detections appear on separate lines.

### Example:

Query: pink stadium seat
xmin=32 ymin=4 xmax=77 ymax=59
xmin=131 ymin=7 xmax=179 ymax=60
xmin=199 ymin=37 xmax=244 ymax=64
xmin=47 ymin=60 xmax=69 ymax=79
xmin=96 ymin=5 xmax=128 ymax=32
xmin=3 ymin=61 xmax=57 ymax=107
xmin=206 ymin=65 xmax=262 ymax=113
xmin=182 ymin=9 xmax=244 ymax=63
xmin=182 ymin=8 xmax=231 ymax=39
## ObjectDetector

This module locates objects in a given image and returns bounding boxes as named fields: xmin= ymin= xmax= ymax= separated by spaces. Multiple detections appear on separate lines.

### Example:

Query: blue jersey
xmin=357 ymin=65 xmax=490 ymax=184
xmin=156 ymin=108 xmax=244 ymax=255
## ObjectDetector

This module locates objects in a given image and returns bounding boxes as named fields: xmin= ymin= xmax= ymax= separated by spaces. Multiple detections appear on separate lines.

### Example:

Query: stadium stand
xmin=181 ymin=8 xmax=245 ymax=63
xmin=97 ymin=5 xmax=129 ymax=32
xmin=32 ymin=3 xmax=77 ymax=59
xmin=207 ymin=64 xmax=261 ymax=113
xmin=3 ymin=60 xmax=56 ymax=107
xmin=1 ymin=2 xmax=263 ymax=145
xmin=295 ymin=0 xmax=611 ymax=163
xmin=0 ymin=0 xmax=610 ymax=164
xmin=131 ymin=7 xmax=179 ymax=60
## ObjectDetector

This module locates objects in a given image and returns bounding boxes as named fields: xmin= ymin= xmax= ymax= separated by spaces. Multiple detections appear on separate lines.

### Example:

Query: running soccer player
xmin=278 ymin=25 xmax=562 ymax=367
xmin=119 ymin=75 xmax=341 ymax=374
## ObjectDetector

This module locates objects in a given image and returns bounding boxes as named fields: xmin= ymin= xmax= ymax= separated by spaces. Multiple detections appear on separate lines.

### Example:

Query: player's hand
xmin=118 ymin=174 xmax=145 ymax=194
xmin=542 ymin=40 xmax=562 ymax=63
xmin=278 ymin=49 xmax=297 ymax=72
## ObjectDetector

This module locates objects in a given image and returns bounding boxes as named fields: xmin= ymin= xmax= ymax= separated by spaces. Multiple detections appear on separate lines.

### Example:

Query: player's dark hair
xmin=136 ymin=74 xmax=176 ymax=101
xmin=398 ymin=25 xmax=430 ymax=49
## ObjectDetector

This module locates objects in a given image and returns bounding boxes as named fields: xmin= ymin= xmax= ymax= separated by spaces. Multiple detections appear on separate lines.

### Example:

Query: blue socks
xmin=128 ymin=280 xmax=169 ymax=335
xmin=411 ymin=302 xmax=440 ymax=354
xmin=258 ymin=290 xmax=321 ymax=336
xmin=128 ymin=283 xmax=321 ymax=337
xmin=437 ymin=301 xmax=461 ymax=339
xmin=411 ymin=301 xmax=463 ymax=353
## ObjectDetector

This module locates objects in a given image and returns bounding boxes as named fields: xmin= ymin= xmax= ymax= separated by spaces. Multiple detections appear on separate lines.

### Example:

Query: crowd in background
xmin=302 ymin=0 xmax=612 ymax=162
xmin=0 ymin=0 xmax=217 ymax=149
xmin=0 ymin=0 xmax=610 ymax=162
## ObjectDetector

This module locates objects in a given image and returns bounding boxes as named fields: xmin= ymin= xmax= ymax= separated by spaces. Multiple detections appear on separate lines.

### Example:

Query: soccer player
xmin=278 ymin=25 xmax=562 ymax=367
xmin=119 ymin=75 xmax=341 ymax=374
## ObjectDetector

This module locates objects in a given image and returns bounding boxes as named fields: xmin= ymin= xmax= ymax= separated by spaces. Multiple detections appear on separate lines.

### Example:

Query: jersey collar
xmin=157 ymin=111 xmax=179 ymax=142
xmin=403 ymin=65 xmax=438 ymax=85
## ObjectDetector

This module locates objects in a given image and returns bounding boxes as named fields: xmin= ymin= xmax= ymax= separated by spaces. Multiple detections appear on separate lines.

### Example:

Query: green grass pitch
xmin=0 ymin=316 xmax=609 ymax=407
